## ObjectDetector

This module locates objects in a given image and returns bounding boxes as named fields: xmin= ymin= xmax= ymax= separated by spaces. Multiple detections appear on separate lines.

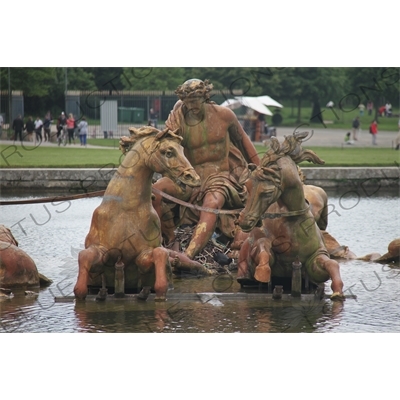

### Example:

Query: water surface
xmin=1 ymin=189 xmax=399 ymax=333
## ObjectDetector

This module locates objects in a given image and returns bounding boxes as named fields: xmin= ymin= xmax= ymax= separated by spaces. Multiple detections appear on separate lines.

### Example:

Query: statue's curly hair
xmin=175 ymin=79 xmax=214 ymax=101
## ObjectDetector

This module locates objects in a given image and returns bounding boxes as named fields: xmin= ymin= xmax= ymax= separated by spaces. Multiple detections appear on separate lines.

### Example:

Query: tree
xmin=0 ymin=68 xmax=98 ymax=116
xmin=4 ymin=67 xmax=56 ymax=97
xmin=64 ymin=68 xmax=97 ymax=91
xmin=344 ymin=67 xmax=399 ymax=121
xmin=183 ymin=67 xmax=284 ymax=97
xmin=121 ymin=67 xmax=186 ymax=90
xmin=85 ymin=67 xmax=125 ymax=91
xmin=277 ymin=68 xmax=348 ymax=124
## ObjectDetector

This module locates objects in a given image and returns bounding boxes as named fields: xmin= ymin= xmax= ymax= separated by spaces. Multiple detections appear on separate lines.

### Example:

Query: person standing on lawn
xmin=351 ymin=116 xmax=360 ymax=141
xmin=57 ymin=112 xmax=67 ymax=141
xmin=66 ymin=113 xmax=76 ymax=145
xmin=24 ymin=116 xmax=35 ymax=141
xmin=43 ymin=112 xmax=52 ymax=142
xmin=367 ymin=101 xmax=373 ymax=116
xmin=395 ymin=118 xmax=400 ymax=150
xmin=34 ymin=116 xmax=43 ymax=144
xmin=12 ymin=114 xmax=24 ymax=143
xmin=77 ymin=117 xmax=88 ymax=147
xmin=370 ymin=119 xmax=378 ymax=146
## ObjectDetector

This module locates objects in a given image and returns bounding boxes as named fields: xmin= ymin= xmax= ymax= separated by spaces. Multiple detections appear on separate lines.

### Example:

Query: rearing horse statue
xmin=73 ymin=127 xmax=203 ymax=301
xmin=237 ymin=132 xmax=345 ymax=300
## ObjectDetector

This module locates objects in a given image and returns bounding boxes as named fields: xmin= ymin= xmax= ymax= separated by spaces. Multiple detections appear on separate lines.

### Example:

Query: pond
xmin=0 ymin=188 xmax=399 ymax=334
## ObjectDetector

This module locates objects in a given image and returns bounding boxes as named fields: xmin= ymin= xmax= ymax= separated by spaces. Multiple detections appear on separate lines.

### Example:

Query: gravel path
xmin=1 ymin=125 xmax=399 ymax=149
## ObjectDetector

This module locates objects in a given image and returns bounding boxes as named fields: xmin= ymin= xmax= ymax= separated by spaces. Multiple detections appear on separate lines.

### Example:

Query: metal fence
xmin=1 ymin=89 xmax=243 ymax=140
xmin=0 ymin=90 xmax=24 ymax=139
xmin=67 ymin=89 xmax=243 ymax=138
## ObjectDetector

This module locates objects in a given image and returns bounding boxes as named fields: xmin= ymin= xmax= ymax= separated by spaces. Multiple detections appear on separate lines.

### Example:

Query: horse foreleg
xmin=237 ymin=239 xmax=251 ymax=280
xmin=315 ymin=255 xmax=344 ymax=301
xmin=159 ymin=204 xmax=178 ymax=245
xmin=253 ymin=238 xmax=273 ymax=283
xmin=137 ymin=247 xmax=170 ymax=301
xmin=254 ymin=251 xmax=271 ymax=283
xmin=74 ymin=246 xmax=104 ymax=300
xmin=152 ymin=247 xmax=171 ymax=301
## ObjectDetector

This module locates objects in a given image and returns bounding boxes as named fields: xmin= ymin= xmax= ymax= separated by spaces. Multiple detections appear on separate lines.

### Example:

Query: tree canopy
xmin=1 ymin=67 xmax=397 ymax=118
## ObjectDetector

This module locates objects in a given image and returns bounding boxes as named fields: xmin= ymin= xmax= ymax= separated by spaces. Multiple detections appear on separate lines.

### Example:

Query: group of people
xmin=10 ymin=112 xmax=88 ymax=146
xmin=55 ymin=112 xmax=88 ymax=146
xmin=378 ymin=102 xmax=392 ymax=118
xmin=11 ymin=112 xmax=54 ymax=144
xmin=350 ymin=116 xmax=379 ymax=145
xmin=11 ymin=114 xmax=50 ymax=143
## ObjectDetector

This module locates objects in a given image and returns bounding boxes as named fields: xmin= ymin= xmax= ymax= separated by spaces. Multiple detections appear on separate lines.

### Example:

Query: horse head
xmin=238 ymin=133 xmax=325 ymax=232
xmin=122 ymin=126 xmax=201 ymax=189
xmin=238 ymin=162 xmax=282 ymax=232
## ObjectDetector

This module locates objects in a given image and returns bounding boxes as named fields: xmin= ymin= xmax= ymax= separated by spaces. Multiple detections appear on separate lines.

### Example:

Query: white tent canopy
xmin=220 ymin=96 xmax=273 ymax=116
xmin=220 ymin=95 xmax=283 ymax=115
xmin=256 ymin=95 xmax=283 ymax=108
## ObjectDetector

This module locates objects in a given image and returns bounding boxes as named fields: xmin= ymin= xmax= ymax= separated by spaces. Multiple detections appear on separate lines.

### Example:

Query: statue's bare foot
xmin=170 ymin=255 xmax=181 ymax=268
xmin=168 ymin=250 xmax=210 ymax=276
xmin=254 ymin=263 xmax=271 ymax=283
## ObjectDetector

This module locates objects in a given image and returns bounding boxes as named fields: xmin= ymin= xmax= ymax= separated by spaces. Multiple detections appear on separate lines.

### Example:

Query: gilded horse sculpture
xmin=298 ymin=166 xmax=357 ymax=259
xmin=73 ymin=127 xmax=206 ymax=301
xmin=229 ymin=166 xmax=357 ymax=260
xmin=0 ymin=224 xmax=40 ymax=289
xmin=237 ymin=132 xmax=345 ymax=300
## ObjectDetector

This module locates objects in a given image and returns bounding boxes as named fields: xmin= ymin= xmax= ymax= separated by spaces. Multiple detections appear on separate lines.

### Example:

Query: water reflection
xmin=0 ymin=190 xmax=399 ymax=333
xmin=69 ymin=294 xmax=346 ymax=333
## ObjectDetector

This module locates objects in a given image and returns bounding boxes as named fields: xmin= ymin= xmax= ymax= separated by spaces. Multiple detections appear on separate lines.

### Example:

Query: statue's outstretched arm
xmin=228 ymin=119 xmax=261 ymax=166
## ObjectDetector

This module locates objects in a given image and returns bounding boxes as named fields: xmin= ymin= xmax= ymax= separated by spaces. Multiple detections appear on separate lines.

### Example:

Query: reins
xmin=260 ymin=203 xmax=310 ymax=220
xmin=0 ymin=190 xmax=106 ymax=205
xmin=0 ymin=188 xmax=244 ymax=215
xmin=151 ymin=187 xmax=243 ymax=215
xmin=0 ymin=188 xmax=310 ymax=219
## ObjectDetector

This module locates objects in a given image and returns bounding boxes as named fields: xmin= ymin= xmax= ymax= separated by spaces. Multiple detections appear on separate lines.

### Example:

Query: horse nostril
xmin=183 ymin=171 xmax=192 ymax=180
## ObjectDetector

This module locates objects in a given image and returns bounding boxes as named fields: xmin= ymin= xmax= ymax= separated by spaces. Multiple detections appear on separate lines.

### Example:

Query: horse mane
xmin=119 ymin=126 xmax=182 ymax=155
xmin=297 ymin=165 xmax=306 ymax=183
xmin=262 ymin=132 xmax=325 ymax=167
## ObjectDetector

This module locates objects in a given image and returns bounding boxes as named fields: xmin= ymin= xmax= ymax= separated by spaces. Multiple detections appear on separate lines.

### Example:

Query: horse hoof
xmin=74 ymin=290 xmax=87 ymax=301
xmin=330 ymin=292 xmax=346 ymax=301
xmin=96 ymin=288 xmax=108 ymax=301
xmin=236 ymin=275 xmax=255 ymax=287
xmin=254 ymin=264 xmax=271 ymax=283
xmin=137 ymin=286 xmax=152 ymax=301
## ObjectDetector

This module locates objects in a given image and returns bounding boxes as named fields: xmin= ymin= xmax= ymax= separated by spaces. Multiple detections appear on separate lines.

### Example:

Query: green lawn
xmin=47 ymin=106 xmax=399 ymax=133
xmin=267 ymin=105 xmax=399 ymax=131
xmin=87 ymin=139 xmax=121 ymax=148
xmin=0 ymin=144 xmax=123 ymax=168
xmin=1 ymin=143 xmax=399 ymax=168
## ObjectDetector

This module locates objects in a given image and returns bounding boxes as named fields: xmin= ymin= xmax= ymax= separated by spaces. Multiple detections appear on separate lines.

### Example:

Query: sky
xmin=3 ymin=2 xmax=398 ymax=67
